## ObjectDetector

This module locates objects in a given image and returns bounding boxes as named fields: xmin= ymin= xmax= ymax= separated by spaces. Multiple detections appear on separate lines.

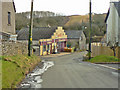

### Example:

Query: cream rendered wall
xmin=2 ymin=1 xmax=15 ymax=34
xmin=79 ymin=32 xmax=86 ymax=50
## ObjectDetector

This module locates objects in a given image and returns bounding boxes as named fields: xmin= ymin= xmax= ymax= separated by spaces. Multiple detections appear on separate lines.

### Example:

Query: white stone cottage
xmin=105 ymin=0 xmax=120 ymax=46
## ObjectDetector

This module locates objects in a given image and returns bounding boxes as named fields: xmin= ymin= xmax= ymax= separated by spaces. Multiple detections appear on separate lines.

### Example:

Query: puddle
xmin=112 ymin=72 xmax=118 ymax=77
xmin=19 ymin=60 xmax=54 ymax=88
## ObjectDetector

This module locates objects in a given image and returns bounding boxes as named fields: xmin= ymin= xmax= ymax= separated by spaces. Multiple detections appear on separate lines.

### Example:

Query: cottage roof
xmin=17 ymin=27 xmax=84 ymax=40
xmin=17 ymin=27 xmax=56 ymax=40
xmin=65 ymin=30 xmax=83 ymax=39
xmin=114 ymin=1 xmax=120 ymax=16
xmin=105 ymin=9 xmax=110 ymax=23
xmin=105 ymin=1 xmax=120 ymax=23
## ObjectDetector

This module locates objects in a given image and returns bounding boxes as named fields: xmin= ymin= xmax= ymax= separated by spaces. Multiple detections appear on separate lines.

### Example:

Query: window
xmin=8 ymin=12 xmax=11 ymax=25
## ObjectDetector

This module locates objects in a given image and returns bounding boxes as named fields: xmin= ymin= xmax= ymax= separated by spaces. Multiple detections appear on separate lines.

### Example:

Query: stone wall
xmin=1 ymin=40 xmax=28 ymax=56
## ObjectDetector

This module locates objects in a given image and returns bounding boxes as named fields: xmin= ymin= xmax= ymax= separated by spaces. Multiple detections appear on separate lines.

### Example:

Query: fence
xmin=91 ymin=43 xmax=120 ymax=59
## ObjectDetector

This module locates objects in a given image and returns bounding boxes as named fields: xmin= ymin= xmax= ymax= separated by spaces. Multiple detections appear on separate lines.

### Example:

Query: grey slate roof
xmin=114 ymin=1 xmax=120 ymax=17
xmin=17 ymin=27 xmax=56 ymax=40
xmin=105 ymin=9 xmax=110 ymax=23
xmin=105 ymin=1 xmax=120 ymax=22
xmin=65 ymin=30 xmax=83 ymax=39
xmin=17 ymin=27 xmax=84 ymax=40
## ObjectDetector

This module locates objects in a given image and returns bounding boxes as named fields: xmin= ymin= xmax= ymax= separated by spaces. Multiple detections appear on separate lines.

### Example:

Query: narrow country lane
xmin=41 ymin=51 xmax=118 ymax=88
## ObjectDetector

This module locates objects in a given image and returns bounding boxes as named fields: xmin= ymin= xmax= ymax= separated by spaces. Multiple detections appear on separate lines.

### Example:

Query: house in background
xmin=79 ymin=31 xmax=86 ymax=50
xmin=101 ymin=34 xmax=107 ymax=45
xmin=0 ymin=0 xmax=17 ymax=40
xmin=65 ymin=30 xmax=86 ymax=50
xmin=105 ymin=0 xmax=120 ymax=47
xmin=17 ymin=27 xmax=86 ymax=55
xmin=17 ymin=27 xmax=57 ymax=55
xmin=17 ymin=27 xmax=67 ymax=56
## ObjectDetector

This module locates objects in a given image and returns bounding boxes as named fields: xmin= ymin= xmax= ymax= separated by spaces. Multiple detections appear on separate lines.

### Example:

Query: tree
xmin=107 ymin=42 xmax=118 ymax=57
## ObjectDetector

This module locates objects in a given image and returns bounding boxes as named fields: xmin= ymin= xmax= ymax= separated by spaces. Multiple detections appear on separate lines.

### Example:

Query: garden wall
xmin=1 ymin=40 xmax=28 ymax=56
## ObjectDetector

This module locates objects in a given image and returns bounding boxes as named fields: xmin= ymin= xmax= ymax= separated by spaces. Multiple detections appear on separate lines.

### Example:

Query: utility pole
xmin=28 ymin=0 xmax=34 ymax=56
xmin=89 ymin=0 xmax=92 ymax=59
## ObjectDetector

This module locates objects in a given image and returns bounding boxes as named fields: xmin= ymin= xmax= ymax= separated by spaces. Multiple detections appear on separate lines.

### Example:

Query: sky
xmin=14 ymin=0 xmax=111 ymax=16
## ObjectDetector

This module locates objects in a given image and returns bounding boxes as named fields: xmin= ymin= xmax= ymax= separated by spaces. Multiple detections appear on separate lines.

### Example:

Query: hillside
xmin=65 ymin=14 xmax=106 ymax=26
xmin=15 ymin=11 xmax=69 ymax=30
xmin=16 ymin=11 xmax=107 ymax=41
xmin=64 ymin=13 xmax=107 ymax=39
xmin=65 ymin=15 xmax=89 ymax=26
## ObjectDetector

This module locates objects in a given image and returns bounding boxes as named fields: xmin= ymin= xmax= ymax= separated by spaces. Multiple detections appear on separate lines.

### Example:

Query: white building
xmin=105 ymin=0 xmax=120 ymax=46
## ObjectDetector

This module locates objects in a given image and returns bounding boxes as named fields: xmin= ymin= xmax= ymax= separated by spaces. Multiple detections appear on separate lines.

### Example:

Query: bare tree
xmin=107 ymin=41 xmax=118 ymax=57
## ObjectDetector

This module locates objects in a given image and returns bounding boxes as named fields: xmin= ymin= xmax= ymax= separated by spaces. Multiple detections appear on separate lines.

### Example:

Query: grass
xmin=84 ymin=55 xmax=120 ymax=63
xmin=2 ymin=60 xmax=23 ymax=88
xmin=1 ymin=54 xmax=41 ymax=88
xmin=65 ymin=15 xmax=89 ymax=26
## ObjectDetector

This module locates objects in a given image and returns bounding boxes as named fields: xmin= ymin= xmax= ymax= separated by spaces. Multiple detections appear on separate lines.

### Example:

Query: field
xmin=65 ymin=15 xmax=89 ymax=26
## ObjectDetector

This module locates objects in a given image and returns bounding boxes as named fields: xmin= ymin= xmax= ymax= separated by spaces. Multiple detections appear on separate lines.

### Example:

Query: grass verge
xmin=84 ymin=55 xmax=120 ymax=63
xmin=1 ymin=54 xmax=41 ymax=88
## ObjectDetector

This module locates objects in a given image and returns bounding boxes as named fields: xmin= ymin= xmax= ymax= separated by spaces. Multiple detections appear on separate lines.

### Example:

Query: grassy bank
xmin=84 ymin=55 xmax=120 ymax=63
xmin=2 ymin=55 xmax=41 ymax=88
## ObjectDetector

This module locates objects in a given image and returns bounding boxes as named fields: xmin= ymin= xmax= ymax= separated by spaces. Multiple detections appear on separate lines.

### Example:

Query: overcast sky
xmin=14 ymin=0 xmax=111 ymax=15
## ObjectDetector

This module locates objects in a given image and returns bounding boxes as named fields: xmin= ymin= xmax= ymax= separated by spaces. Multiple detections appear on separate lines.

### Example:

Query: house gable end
xmin=51 ymin=27 xmax=67 ymax=39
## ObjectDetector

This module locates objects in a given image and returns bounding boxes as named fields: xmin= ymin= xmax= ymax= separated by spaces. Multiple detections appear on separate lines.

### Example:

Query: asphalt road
xmin=41 ymin=51 xmax=119 ymax=88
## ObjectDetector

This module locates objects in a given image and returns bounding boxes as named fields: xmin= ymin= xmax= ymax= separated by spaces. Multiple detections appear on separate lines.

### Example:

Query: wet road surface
xmin=41 ymin=51 xmax=119 ymax=88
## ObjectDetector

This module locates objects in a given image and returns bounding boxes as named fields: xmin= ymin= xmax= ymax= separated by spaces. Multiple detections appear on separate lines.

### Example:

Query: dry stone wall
xmin=1 ymin=40 xmax=28 ymax=56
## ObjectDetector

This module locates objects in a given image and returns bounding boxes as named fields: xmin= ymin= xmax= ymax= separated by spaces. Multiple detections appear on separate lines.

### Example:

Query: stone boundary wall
xmin=91 ymin=43 xmax=120 ymax=59
xmin=1 ymin=40 xmax=28 ymax=56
